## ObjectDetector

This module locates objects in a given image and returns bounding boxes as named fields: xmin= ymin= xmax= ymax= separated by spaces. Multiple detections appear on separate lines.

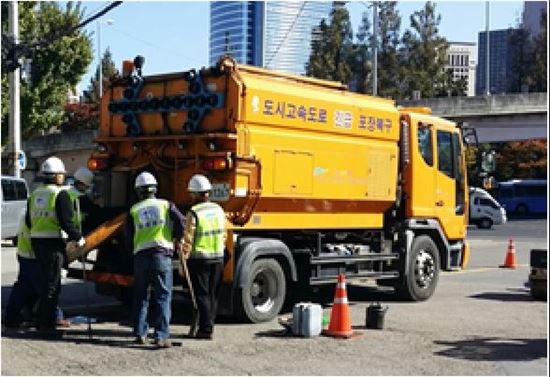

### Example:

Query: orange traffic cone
xmin=500 ymin=239 xmax=517 ymax=269
xmin=325 ymin=273 xmax=353 ymax=338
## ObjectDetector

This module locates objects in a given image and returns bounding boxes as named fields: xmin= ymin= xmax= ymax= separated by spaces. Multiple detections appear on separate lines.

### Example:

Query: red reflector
xmin=202 ymin=158 xmax=229 ymax=170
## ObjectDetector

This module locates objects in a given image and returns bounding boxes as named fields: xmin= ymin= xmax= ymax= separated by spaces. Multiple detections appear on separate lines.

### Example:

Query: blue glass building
xmin=209 ymin=1 xmax=333 ymax=75
xmin=476 ymin=29 xmax=517 ymax=95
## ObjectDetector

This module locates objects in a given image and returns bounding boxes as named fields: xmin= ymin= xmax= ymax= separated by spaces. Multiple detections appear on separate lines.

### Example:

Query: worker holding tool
xmin=26 ymin=156 xmax=84 ymax=338
xmin=3 ymin=217 xmax=70 ymax=330
xmin=180 ymin=174 xmax=227 ymax=340
xmin=125 ymin=171 xmax=184 ymax=349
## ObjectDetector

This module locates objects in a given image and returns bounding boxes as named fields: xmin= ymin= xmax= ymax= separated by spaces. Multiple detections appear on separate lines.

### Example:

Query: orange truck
xmin=75 ymin=56 xmax=476 ymax=322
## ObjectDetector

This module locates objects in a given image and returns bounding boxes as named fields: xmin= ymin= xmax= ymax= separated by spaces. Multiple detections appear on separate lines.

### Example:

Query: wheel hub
xmin=251 ymin=269 xmax=275 ymax=313
xmin=415 ymin=249 xmax=435 ymax=288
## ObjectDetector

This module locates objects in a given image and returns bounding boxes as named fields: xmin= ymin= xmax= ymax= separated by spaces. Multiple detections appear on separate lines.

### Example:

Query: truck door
xmin=434 ymin=129 xmax=467 ymax=239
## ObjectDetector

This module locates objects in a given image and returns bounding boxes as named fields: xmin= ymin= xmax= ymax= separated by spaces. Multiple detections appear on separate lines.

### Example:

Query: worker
xmin=125 ymin=171 xmax=184 ymax=348
xmin=67 ymin=167 xmax=102 ymax=234
xmin=26 ymin=156 xmax=84 ymax=338
xmin=3 ymin=218 xmax=70 ymax=329
xmin=180 ymin=174 xmax=226 ymax=340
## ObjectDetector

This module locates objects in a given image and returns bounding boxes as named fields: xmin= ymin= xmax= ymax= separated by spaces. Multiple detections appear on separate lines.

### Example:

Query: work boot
xmin=134 ymin=336 xmax=149 ymax=345
xmin=156 ymin=338 xmax=172 ymax=348
xmin=56 ymin=319 xmax=71 ymax=328
xmin=195 ymin=330 xmax=213 ymax=340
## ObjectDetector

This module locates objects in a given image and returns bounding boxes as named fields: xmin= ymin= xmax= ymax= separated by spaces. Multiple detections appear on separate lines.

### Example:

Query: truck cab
xmin=469 ymin=187 xmax=507 ymax=229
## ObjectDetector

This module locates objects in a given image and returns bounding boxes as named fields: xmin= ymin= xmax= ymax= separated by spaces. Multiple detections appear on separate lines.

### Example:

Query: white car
xmin=469 ymin=187 xmax=507 ymax=229
xmin=1 ymin=175 xmax=28 ymax=242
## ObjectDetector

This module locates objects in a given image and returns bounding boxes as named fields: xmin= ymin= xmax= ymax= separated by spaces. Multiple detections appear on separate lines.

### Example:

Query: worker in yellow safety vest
xmin=180 ymin=174 xmax=227 ymax=340
xmin=125 ymin=171 xmax=184 ymax=348
xmin=3 ymin=218 xmax=70 ymax=329
xmin=67 ymin=167 xmax=102 ymax=235
xmin=26 ymin=156 xmax=84 ymax=338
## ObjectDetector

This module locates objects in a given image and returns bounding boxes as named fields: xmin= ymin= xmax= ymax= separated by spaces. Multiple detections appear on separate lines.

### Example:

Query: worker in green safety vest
xmin=3 ymin=218 xmax=69 ymax=329
xmin=25 ymin=156 xmax=84 ymax=338
xmin=125 ymin=171 xmax=184 ymax=349
xmin=67 ymin=167 xmax=102 ymax=235
xmin=181 ymin=174 xmax=227 ymax=340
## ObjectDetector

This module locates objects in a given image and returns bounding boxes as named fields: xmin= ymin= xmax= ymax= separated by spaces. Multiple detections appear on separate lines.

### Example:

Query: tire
xmin=235 ymin=258 xmax=286 ymax=323
xmin=477 ymin=218 xmax=493 ymax=229
xmin=515 ymin=204 xmax=528 ymax=216
xmin=396 ymin=235 xmax=440 ymax=301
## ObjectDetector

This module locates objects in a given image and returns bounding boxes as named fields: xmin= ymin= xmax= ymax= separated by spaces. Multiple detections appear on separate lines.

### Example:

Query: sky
xmin=76 ymin=0 xmax=525 ymax=93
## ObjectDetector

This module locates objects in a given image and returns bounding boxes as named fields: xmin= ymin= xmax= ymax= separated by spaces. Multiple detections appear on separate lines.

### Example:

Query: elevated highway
xmin=398 ymin=92 xmax=547 ymax=142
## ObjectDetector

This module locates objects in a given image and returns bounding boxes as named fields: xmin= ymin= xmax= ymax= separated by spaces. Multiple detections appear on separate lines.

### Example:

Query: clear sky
xmin=77 ymin=0 xmax=524 ymax=93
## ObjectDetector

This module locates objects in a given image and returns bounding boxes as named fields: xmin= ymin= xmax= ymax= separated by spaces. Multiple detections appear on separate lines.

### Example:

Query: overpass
xmin=398 ymin=92 xmax=547 ymax=142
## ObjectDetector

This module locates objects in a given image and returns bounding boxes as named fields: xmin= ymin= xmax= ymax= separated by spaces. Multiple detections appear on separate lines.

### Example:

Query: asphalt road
xmin=1 ymin=219 xmax=547 ymax=375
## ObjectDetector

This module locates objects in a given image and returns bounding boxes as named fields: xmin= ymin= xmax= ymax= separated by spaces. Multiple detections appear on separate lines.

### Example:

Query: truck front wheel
xmin=397 ymin=235 xmax=440 ymax=301
xmin=235 ymin=258 xmax=286 ymax=323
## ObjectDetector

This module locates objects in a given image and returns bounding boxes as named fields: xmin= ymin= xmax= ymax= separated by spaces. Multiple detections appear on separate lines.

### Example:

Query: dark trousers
xmin=31 ymin=238 xmax=65 ymax=330
xmin=187 ymin=258 xmax=223 ymax=334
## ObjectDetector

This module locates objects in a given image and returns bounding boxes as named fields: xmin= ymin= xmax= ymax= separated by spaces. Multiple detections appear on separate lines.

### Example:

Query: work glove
xmin=65 ymin=237 xmax=87 ymax=263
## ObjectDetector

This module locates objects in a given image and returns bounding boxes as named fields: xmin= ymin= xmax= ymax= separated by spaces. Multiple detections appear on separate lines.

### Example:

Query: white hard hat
xmin=188 ymin=174 xmax=212 ymax=192
xmin=135 ymin=171 xmax=158 ymax=188
xmin=41 ymin=156 xmax=66 ymax=174
xmin=73 ymin=167 xmax=94 ymax=187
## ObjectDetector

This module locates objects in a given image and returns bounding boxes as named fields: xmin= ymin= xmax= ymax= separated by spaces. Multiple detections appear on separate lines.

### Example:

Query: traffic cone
xmin=325 ymin=273 xmax=353 ymax=338
xmin=500 ymin=239 xmax=517 ymax=269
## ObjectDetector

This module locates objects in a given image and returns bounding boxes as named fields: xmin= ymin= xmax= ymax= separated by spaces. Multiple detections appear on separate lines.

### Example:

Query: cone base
xmin=499 ymin=264 xmax=517 ymax=269
xmin=324 ymin=329 xmax=353 ymax=338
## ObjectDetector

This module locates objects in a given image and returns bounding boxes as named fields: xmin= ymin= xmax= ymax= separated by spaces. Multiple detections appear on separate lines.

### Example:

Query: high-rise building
xmin=522 ymin=1 xmax=547 ymax=38
xmin=446 ymin=42 xmax=477 ymax=97
xmin=475 ymin=29 xmax=517 ymax=95
xmin=209 ymin=1 xmax=333 ymax=75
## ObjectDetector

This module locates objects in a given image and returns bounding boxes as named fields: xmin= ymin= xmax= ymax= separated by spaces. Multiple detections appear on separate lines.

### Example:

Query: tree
xmin=85 ymin=47 xmax=118 ymax=104
xmin=528 ymin=10 xmax=547 ymax=92
xmin=1 ymin=2 xmax=92 ymax=141
xmin=376 ymin=1 xmax=403 ymax=99
xmin=494 ymin=139 xmax=547 ymax=180
xmin=508 ymin=27 xmax=532 ymax=93
xmin=349 ymin=9 xmax=372 ymax=93
xmin=434 ymin=68 xmax=468 ymax=97
xmin=306 ymin=7 xmax=354 ymax=84
xmin=400 ymin=2 xmax=449 ymax=99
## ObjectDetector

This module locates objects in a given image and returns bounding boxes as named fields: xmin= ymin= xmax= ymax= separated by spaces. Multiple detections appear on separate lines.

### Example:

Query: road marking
xmin=442 ymin=264 xmax=528 ymax=275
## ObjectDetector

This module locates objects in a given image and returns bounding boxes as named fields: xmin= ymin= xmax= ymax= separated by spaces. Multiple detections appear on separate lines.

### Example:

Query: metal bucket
xmin=366 ymin=302 xmax=388 ymax=329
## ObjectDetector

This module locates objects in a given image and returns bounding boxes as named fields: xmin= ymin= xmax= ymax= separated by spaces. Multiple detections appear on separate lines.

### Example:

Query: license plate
xmin=210 ymin=183 xmax=230 ymax=202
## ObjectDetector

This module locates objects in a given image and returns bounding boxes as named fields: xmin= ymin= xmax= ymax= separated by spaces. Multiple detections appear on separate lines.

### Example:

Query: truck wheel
xmin=235 ymin=258 xmax=286 ymax=323
xmin=477 ymin=218 xmax=493 ymax=229
xmin=397 ymin=235 xmax=440 ymax=301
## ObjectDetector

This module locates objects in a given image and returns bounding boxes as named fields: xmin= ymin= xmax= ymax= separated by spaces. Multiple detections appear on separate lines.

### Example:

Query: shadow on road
xmin=434 ymin=337 xmax=547 ymax=361
xmin=469 ymin=290 xmax=533 ymax=302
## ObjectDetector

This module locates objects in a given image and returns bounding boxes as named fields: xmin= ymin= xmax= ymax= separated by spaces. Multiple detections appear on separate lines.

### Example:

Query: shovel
xmin=177 ymin=243 xmax=199 ymax=337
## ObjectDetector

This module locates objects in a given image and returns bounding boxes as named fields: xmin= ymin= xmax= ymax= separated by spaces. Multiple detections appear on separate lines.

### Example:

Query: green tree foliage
xmin=399 ymin=2 xmax=449 ymax=99
xmin=85 ymin=47 xmax=118 ymax=104
xmin=528 ymin=11 xmax=547 ymax=92
xmin=350 ymin=9 xmax=372 ymax=93
xmin=494 ymin=139 xmax=547 ymax=180
xmin=376 ymin=2 xmax=403 ymax=99
xmin=508 ymin=27 xmax=532 ymax=93
xmin=435 ymin=68 xmax=468 ymax=97
xmin=1 ymin=2 xmax=92 ymax=140
xmin=306 ymin=7 xmax=353 ymax=84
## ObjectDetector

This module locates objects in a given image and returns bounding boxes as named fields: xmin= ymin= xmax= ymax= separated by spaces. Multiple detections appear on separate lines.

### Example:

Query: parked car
xmin=1 ymin=175 xmax=28 ymax=242
xmin=469 ymin=187 xmax=507 ymax=229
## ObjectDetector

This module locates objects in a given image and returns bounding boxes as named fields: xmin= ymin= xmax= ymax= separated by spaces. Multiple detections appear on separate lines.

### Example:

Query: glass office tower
xmin=209 ymin=1 xmax=333 ymax=75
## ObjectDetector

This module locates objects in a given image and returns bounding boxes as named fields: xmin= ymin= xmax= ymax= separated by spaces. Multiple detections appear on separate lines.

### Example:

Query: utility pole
xmin=485 ymin=1 xmax=490 ymax=96
xmin=372 ymin=1 xmax=378 ymax=96
xmin=8 ymin=1 xmax=21 ymax=178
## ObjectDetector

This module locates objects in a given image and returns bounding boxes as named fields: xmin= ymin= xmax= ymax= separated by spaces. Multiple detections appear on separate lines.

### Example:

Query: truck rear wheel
xmin=235 ymin=258 xmax=286 ymax=323
xmin=397 ymin=235 xmax=440 ymax=301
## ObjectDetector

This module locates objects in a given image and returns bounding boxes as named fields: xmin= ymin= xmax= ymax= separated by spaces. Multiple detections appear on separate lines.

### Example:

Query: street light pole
xmin=485 ymin=1 xmax=490 ymax=96
xmin=372 ymin=1 xmax=378 ymax=96
xmin=9 ymin=1 xmax=21 ymax=178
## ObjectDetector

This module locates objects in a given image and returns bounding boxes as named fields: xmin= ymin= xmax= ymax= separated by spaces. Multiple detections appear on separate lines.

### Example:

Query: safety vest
xmin=16 ymin=221 xmax=34 ymax=259
xmin=190 ymin=201 xmax=225 ymax=259
xmin=130 ymin=198 xmax=174 ymax=254
xmin=29 ymin=184 xmax=63 ymax=238
xmin=67 ymin=187 xmax=85 ymax=229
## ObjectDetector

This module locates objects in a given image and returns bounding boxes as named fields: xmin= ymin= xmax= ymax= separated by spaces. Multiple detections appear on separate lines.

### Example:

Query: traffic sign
xmin=17 ymin=150 xmax=26 ymax=170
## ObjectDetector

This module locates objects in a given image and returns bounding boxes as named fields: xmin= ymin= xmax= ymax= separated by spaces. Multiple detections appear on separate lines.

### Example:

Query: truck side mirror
xmin=481 ymin=151 xmax=496 ymax=173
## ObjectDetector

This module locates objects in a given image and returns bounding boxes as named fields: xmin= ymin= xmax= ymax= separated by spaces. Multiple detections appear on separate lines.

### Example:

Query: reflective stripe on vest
xmin=190 ymin=202 xmax=225 ymax=259
xmin=130 ymin=198 xmax=173 ymax=254
xmin=29 ymin=185 xmax=63 ymax=238
xmin=16 ymin=221 xmax=34 ymax=259
xmin=67 ymin=187 xmax=85 ymax=229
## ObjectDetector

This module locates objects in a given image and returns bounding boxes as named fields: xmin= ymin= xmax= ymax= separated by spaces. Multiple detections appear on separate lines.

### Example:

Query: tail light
xmin=88 ymin=157 xmax=109 ymax=171
xmin=202 ymin=156 xmax=232 ymax=171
